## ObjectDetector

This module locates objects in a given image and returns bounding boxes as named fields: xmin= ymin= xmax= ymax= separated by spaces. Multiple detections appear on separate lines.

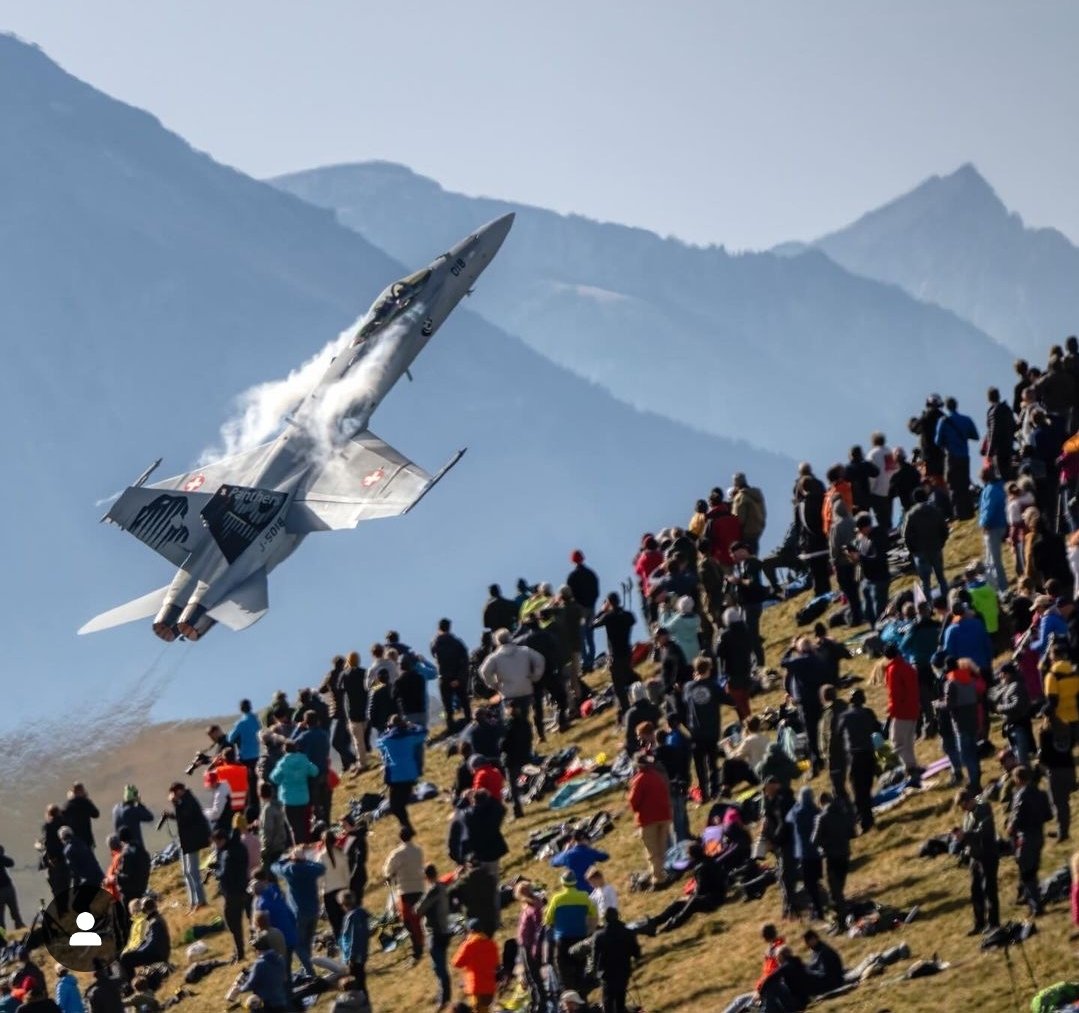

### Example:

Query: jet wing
xmin=148 ymin=440 xmax=278 ymax=495
xmin=104 ymin=487 xmax=213 ymax=566
xmin=285 ymin=429 xmax=465 ymax=533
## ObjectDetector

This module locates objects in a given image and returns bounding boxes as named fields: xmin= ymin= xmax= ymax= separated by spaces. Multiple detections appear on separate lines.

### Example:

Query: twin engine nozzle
xmin=152 ymin=601 xmax=216 ymax=642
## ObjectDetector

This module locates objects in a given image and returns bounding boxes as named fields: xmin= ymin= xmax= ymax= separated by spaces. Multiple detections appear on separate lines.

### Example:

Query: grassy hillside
xmin=11 ymin=521 xmax=1076 ymax=1012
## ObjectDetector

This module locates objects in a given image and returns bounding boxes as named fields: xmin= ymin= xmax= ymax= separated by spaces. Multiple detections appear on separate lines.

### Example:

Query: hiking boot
xmin=966 ymin=924 xmax=985 ymax=936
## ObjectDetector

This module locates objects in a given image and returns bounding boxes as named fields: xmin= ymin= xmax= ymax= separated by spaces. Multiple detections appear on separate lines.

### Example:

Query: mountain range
xmin=810 ymin=164 xmax=1079 ymax=361
xmin=272 ymin=162 xmax=1015 ymax=462
xmin=0 ymin=33 xmax=792 ymax=731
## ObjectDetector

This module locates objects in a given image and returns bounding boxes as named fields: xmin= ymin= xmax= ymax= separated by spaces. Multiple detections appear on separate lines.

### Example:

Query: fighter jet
xmin=80 ymin=214 xmax=514 ymax=641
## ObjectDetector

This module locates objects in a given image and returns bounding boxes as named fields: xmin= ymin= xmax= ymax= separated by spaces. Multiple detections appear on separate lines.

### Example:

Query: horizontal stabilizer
xmin=207 ymin=568 xmax=269 ymax=631
xmin=286 ymin=429 xmax=465 ymax=533
xmin=78 ymin=585 xmax=169 ymax=635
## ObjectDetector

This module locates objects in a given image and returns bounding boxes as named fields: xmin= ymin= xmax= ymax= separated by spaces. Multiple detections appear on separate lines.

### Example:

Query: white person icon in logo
xmin=69 ymin=910 xmax=102 ymax=946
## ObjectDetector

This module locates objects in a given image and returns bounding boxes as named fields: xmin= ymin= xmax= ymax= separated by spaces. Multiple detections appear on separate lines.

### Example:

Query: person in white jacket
xmin=479 ymin=629 xmax=544 ymax=719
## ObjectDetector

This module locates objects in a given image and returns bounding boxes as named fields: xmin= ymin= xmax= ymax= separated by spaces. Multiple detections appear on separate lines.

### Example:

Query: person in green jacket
xmin=965 ymin=562 xmax=1000 ymax=636
xmin=269 ymin=742 xmax=318 ymax=845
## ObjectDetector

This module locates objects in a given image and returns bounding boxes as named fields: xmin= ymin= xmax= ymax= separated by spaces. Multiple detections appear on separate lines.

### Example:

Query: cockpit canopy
xmin=352 ymin=268 xmax=431 ymax=345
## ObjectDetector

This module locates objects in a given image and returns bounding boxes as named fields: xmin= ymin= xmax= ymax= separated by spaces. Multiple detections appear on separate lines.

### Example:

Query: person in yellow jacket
xmin=1045 ymin=653 xmax=1079 ymax=744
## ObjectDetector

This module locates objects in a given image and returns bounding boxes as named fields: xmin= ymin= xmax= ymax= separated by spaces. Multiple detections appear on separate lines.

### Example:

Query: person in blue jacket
xmin=250 ymin=870 xmax=298 ymax=971
xmin=378 ymin=716 xmax=427 ymax=833
xmin=978 ymin=465 xmax=1008 ymax=592
xmin=53 ymin=966 xmax=85 ymax=1013
xmin=240 ymin=934 xmax=288 ymax=1013
xmin=551 ymin=830 xmax=609 ymax=886
xmin=292 ymin=709 xmax=332 ymax=826
xmin=941 ymin=603 xmax=993 ymax=675
xmin=228 ymin=699 xmax=262 ymax=813
xmin=785 ymin=786 xmax=824 ymax=920
xmin=112 ymin=784 xmax=154 ymax=851
xmin=934 ymin=396 xmax=979 ymax=520
xmin=338 ymin=890 xmax=370 ymax=994
xmin=272 ymin=847 xmax=325 ymax=978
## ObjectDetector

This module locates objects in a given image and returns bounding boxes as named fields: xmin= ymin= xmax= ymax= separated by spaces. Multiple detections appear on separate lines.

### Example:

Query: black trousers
xmin=834 ymin=564 xmax=863 ymax=625
xmin=691 ymin=737 xmax=720 ymax=800
xmin=947 ymin=454 xmax=974 ymax=520
xmin=800 ymin=704 xmax=822 ymax=769
xmin=801 ymin=855 xmax=825 ymax=918
xmin=602 ymin=977 xmax=630 ymax=1013
xmin=610 ymin=655 xmax=636 ymax=718
xmin=223 ymin=892 xmax=246 ymax=958
xmin=324 ymin=889 xmax=345 ymax=940
xmin=654 ymin=890 xmax=722 ymax=930
xmin=849 ymin=751 xmax=875 ymax=831
xmin=439 ymin=678 xmax=472 ymax=728
xmin=243 ymin=758 xmax=260 ymax=815
xmin=1047 ymin=766 xmax=1074 ymax=839
xmin=828 ymin=765 xmax=849 ymax=801
xmin=555 ymin=935 xmax=586 ymax=993
xmin=388 ymin=780 xmax=415 ymax=832
xmin=1016 ymin=840 xmax=1044 ymax=915
xmin=720 ymin=758 xmax=759 ymax=792
xmin=825 ymin=854 xmax=849 ymax=921
xmin=970 ymin=856 xmax=999 ymax=928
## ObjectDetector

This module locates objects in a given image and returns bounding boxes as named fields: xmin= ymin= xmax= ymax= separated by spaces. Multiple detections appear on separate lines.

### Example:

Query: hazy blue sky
xmin=4 ymin=1 xmax=1078 ymax=249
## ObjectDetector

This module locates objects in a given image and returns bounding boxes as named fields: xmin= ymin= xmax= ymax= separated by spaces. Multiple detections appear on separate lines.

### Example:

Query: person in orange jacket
xmin=451 ymin=919 xmax=500 ymax=1013
xmin=821 ymin=465 xmax=854 ymax=535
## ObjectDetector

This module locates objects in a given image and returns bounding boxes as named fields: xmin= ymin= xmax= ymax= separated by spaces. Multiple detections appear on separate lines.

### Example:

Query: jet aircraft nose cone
xmin=477 ymin=212 xmax=515 ymax=257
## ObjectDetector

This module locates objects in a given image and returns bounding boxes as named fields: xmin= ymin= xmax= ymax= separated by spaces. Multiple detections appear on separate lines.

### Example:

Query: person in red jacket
xmin=469 ymin=755 xmax=505 ymax=799
xmin=451 ymin=919 xmax=500 ymax=1013
xmin=627 ymin=755 xmax=672 ymax=887
xmin=755 ymin=923 xmax=786 ymax=993
xmin=882 ymin=644 xmax=922 ymax=786
xmin=704 ymin=488 xmax=742 ymax=570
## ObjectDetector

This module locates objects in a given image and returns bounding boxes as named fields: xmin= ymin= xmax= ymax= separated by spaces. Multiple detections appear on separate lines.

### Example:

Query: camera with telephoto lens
xmin=156 ymin=812 xmax=173 ymax=832
xmin=184 ymin=751 xmax=211 ymax=776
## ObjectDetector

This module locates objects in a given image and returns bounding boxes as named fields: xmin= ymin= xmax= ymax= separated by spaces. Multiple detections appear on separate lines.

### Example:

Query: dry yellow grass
xmin=12 ymin=520 xmax=1078 ymax=1012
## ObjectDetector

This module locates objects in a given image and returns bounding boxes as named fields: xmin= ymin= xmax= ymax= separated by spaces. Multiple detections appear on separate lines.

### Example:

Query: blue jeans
xmin=915 ymin=552 xmax=948 ymax=601
xmin=861 ymin=579 xmax=891 ymax=625
xmin=581 ymin=609 xmax=596 ymax=671
xmin=1006 ymin=722 xmax=1035 ymax=767
xmin=671 ymin=788 xmax=690 ymax=842
xmin=181 ymin=851 xmax=205 ymax=906
xmin=295 ymin=912 xmax=317 ymax=976
xmin=983 ymin=528 xmax=1008 ymax=591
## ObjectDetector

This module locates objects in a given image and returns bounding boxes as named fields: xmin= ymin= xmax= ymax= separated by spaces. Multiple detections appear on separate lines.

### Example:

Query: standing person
xmin=900 ymin=602 xmax=943 ymax=738
xmin=866 ymin=433 xmax=896 ymax=530
xmin=910 ymin=393 xmax=946 ymax=484
xmin=338 ymin=891 xmax=370 ymax=996
xmin=837 ymin=690 xmax=880 ymax=834
xmin=811 ymin=791 xmax=853 ymax=930
xmin=592 ymin=907 xmax=641 ymax=1013
xmin=1007 ymin=765 xmax=1052 ymax=917
xmin=115 ymin=827 xmax=151 ymax=908
xmin=795 ymin=463 xmax=832 ymax=596
xmin=845 ymin=445 xmax=879 ymax=514
xmin=717 ymin=607 xmax=754 ymax=720
xmin=431 ymin=618 xmax=472 ymax=731
xmin=377 ymin=716 xmax=426 ymax=833
xmin=543 ymin=872 xmax=598 ymax=996
xmin=979 ymin=466 xmax=1009 ymax=592
xmin=889 ymin=447 xmax=922 ymax=515
xmin=320 ymin=658 xmax=358 ymax=775
xmin=986 ymin=386 xmax=1017 ymax=482
xmin=553 ymin=585 xmax=586 ymax=710
xmin=416 ymin=864 xmax=453 ymax=1011
xmin=1038 ymin=715 xmax=1075 ymax=842
xmin=761 ymin=777 xmax=797 ymax=918
xmin=340 ymin=813 xmax=369 ymax=905
xmin=39 ymin=804 xmax=70 ymax=900
xmin=340 ymin=652 xmax=370 ymax=772
xmin=786 ymin=787 xmax=825 ymax=921
xmin=479 ymin=629 xmax=544 ymax=723
xmin=882 ymin=645 xmax=921 ymax=786
xmin=392 ymin=656 xmax=429 ymax=729
xmin=682 ymin=656 xmax=731 ymax=801
xmin=592 ymin=592 xmax=638 ymax=719
xmin=781 ymin=638 xmax=825 ymax=775
xmin=383 ymin=827 xmax=425 ymax=962
xmin=818 ymin=687 xmax=849 ymax=801
xmin=111 ymin=786 xmax=153 ymax=852
xmin=515 ymin=882 xmax=547 ymax=1013
xmin=902 ymin=487 xmax=951 ymax=601
xmin=828 ymin=499 xmax=863 ymax=626
xmin=935 ymin=396 xmax=980 ymax=520
xmin=850 ymin=512 xmax=891 ymax=626
xmin=954 ymin=788 xmax=1000 ymax=934
xmin=0 ymin=845 xmax=24 ymax=931
xmin=822 ymin=465 xmax=854 ymax=535
xmin=228 ymin=699 xmax=263 ymax=812
xmin=567 ymin=549 xmax=601 ymax=674
xmin=269 ymin=742 xmax=319 ymax=846
xmin=627 ymin=756 xmax=672 ymax=888
xmin=61 ymin=783 xmax=100 ymax=851
xmin=257 ymin=782 xmax=292 ymax=867
xmin=366 ymin=670 xmax=394 ymax=742
xmin=997 ymin=663 xmax=1035 ymax=767
xmin=941 ymin=657 xmax=983 ymax=791
xmin=314 ymin=828 xmax=352 ymax=940
xmin=500 ymin=701 xmax=532 ymax=819
xmin=731 ymin=542 xmax=768 ymax=666
xmin=211 ymin=827 xmax=250 ymax=962
xmin=293 ymin=709 xmax=332 ymax=827
xmin=162 ymin=782 xmax=210 ymax=909
xmin=451 ymin=920 xmax=500 ymax=1013
xmin=704 ymin=487 xmax=743 ymax=569
xmin=482 ymin=584 xmax=519 ymax=634
xmin=273 ymin=846 xmax=325 ymax=978
xmin=731 ymin=473 xmax=767 ymax=555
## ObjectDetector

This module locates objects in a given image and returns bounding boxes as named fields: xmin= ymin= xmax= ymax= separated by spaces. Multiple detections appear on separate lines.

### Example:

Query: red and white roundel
xmin=182 ymin=473 xmax=206 ymax=492
xmin=361 ymin=468 xmax=385 ymax=488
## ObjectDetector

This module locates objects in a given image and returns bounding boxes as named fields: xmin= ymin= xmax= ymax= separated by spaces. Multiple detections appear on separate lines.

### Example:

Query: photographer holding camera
xmin=953 ymin=787 xmax=1000 ymax=935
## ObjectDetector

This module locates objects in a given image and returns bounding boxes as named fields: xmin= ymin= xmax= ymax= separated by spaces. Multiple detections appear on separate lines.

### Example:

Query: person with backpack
xmin=1007 ymin=765 xmax=1052 ymax=917
xmin=850 ymin=512 xmax=891 ymax=626
xmin=901 ymin=488 xmax=950 ymax=603
xmin=717 ymin=607 xmax=754 ymax=720
xmin=731 ymin=473 xmax=767 ymax=555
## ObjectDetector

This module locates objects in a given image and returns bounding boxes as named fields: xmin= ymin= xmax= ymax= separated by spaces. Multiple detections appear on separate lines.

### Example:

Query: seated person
xmin=642 ymin=843 xmax=728 ymax=934
xmin=719 ymin=717 xmax=768 ymax=795
xmin=758 ymin=946 xmax=811 ymax=1013
xmin=803 ymin=929 xmax=844 ymax=995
